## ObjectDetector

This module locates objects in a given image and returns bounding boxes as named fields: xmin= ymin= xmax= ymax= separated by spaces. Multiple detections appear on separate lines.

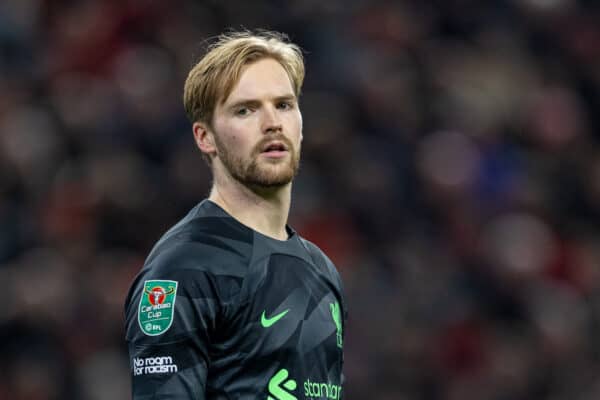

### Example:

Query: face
xmin=208 ymin=58 xmax=303 ymax=189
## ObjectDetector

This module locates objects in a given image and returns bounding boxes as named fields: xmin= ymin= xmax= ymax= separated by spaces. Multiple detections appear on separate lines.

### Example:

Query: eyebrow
xmin=227 ymin=94 xmax=297 ymax=109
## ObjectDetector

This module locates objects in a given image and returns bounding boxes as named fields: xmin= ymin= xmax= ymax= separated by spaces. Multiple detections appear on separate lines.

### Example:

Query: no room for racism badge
xmin=138 ymin=280 xmax=178 ymax=336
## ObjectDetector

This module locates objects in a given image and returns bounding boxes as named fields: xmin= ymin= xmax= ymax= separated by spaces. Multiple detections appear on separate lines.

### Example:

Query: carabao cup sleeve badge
xmin=138 ymin=280 xmax=178 ymax=336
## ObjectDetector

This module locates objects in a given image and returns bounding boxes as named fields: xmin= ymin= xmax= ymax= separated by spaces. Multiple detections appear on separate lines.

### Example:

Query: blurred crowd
xmin=1 ymin=0 xmax=600 ymax=399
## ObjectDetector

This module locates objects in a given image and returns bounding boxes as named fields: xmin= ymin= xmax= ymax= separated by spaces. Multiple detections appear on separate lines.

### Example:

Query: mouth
xmin=260 ymin=141 xmax=289 ymax=158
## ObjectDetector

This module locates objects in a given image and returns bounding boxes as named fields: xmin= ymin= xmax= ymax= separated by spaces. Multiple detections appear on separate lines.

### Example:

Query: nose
xmin=261 ymin=104 xmax=282 ymax=134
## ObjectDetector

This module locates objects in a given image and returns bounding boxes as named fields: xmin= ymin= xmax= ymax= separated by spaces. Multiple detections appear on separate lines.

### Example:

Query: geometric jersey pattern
xmin=124 ymin=200 xmax=346 ymax=399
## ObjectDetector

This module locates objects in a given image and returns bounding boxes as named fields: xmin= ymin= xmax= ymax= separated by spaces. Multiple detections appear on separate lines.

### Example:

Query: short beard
xmin=215 ymin=135 xmax=300 ymax=189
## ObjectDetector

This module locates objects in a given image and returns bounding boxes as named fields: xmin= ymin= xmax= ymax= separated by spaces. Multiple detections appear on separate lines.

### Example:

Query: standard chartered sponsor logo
xmin=133 ymin=356 xmax=178 ymax=376
xmin=266 ymin=368 xmax=341 ymax=400
xmin=267 ymin=369 xmax=297 ymax=400
xmin=304 ymin=378 xmax=342 ymax=400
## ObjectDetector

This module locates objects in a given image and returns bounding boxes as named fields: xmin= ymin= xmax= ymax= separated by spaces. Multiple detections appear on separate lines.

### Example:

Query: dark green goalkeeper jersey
xmin=124 ymin=200 xmax=347 ymax=400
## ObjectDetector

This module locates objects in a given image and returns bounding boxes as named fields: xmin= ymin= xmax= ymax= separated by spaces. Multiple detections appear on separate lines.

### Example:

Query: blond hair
xmin=183 ymin=30 xmax=305 ymax=126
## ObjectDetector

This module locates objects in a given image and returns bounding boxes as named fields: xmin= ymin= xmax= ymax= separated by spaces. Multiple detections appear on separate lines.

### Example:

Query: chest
xmin=231 ymin=254 xmax=344 ymax=359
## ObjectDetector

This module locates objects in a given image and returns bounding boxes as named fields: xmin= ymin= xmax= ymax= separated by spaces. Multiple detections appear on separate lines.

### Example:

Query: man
xmin=124 ymin=30 xmax=347 ymax=400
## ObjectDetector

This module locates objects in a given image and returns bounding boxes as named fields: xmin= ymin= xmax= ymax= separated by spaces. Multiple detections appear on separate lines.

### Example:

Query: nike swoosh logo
xmin=261 ymin=309 xmax=289 ymax=328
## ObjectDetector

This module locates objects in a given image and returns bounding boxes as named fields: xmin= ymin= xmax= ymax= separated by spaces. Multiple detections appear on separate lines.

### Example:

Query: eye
xmin=235 ymin=107 xmax=250 ymax=116
xmin=276 ymin=101 xmax=293 ymax=110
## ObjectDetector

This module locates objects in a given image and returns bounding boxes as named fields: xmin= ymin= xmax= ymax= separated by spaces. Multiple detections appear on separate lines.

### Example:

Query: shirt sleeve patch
xmin=137 ymin=280 xmax=178 ymax=336
xmin=133 ymin=356 xmax=179 ymax=376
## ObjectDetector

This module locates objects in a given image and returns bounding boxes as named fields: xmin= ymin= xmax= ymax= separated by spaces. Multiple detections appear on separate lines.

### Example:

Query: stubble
xmin=214 ymin=134 xmax=301 ymax=188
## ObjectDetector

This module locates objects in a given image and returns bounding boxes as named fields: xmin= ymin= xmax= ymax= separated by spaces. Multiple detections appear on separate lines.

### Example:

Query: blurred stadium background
xmin=2 ymin=0 xmax=600 ymax=399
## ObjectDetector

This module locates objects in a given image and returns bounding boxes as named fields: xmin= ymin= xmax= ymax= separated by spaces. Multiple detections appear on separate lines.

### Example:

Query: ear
xmin=193 ymin=122 xmax=216 ymax=156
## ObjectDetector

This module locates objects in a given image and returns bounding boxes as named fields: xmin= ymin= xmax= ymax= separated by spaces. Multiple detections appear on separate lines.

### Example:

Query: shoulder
xmin=298 ymin=236 xmax=342 ymax=284
xmin=146 ymin=204 xmax=254 ymax=277
xmin=298 ymin=237 xmax=334 ymax=267
xmin=124 ymin=205 xmax=254 ymax=315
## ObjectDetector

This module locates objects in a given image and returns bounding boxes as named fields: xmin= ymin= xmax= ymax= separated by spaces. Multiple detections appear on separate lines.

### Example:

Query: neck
xmin=208 ymin=172 xmax=292 ymax=241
